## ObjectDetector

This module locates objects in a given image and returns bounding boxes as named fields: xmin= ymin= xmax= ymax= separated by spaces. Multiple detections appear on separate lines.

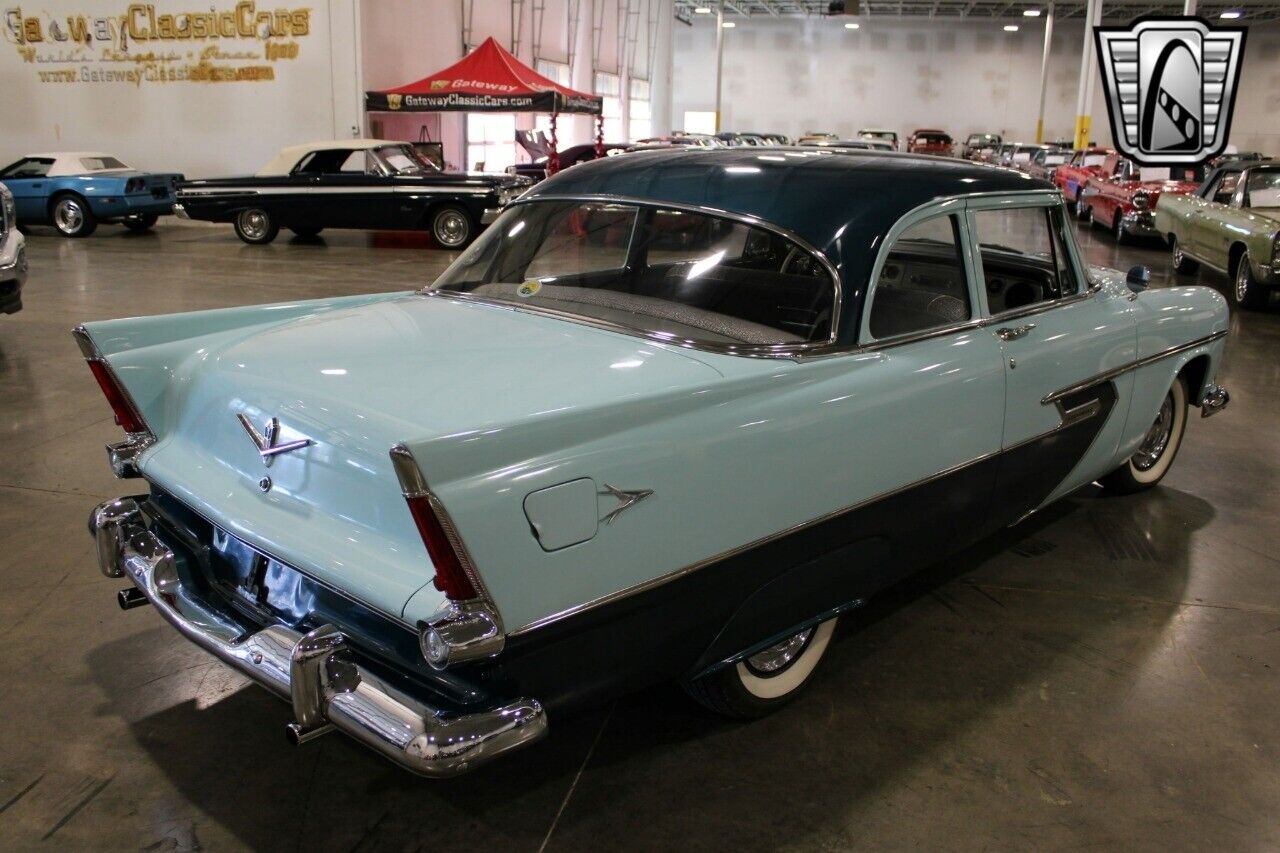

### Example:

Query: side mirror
xmin=1126 ymin=265 xmax=1150 ymax=293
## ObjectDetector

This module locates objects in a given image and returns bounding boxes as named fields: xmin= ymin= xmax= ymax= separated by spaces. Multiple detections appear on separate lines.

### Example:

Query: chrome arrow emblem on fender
xmin=598 ymin=483 xmax=654 ymax=525
xmin=236 ymin=414 xmax=312 ymax=467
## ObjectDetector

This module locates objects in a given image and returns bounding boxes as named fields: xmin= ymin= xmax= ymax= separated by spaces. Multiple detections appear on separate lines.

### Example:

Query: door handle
xmin=995 ymin=324 xmax=1036 ymax=341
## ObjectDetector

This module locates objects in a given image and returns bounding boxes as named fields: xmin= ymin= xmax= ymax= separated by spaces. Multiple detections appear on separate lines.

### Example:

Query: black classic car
xmin=175 ymin=140 xmax=529 ymax=248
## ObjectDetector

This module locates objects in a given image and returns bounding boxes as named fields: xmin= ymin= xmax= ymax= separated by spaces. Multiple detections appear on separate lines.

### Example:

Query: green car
xmin=1155 ymin=161 xmax=1280 ymax=309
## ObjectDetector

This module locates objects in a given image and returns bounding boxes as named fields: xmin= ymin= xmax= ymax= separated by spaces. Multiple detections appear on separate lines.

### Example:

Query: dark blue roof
xmin=524 ymin=147 xmax=1052 ymax=342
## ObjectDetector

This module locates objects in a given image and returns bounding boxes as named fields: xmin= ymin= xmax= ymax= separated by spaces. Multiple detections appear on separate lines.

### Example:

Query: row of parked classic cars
xmin=4 ymin=136 xmax=1278 ymax=310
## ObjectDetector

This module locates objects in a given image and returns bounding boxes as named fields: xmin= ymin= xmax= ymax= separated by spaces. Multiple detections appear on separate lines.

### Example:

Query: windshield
xmin=1045 ymin=152 xmax=1069 ymax=165
xmin=432 ymin=200 xmax=836 ymax=347
xmin=1245 ymin=168 xmax=1280 ymax=207
xmin=1083 ymin=153 xmax=1107 ymax=167
xmin=374 ymin=144 xmax=439 ymax=175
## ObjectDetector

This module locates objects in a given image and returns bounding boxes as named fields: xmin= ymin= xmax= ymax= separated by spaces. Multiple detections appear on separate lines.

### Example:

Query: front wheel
xmin=123 ymin=213 xmax=159 ymax=232
xmin=233 ymin=208 xmax=279 ymax=245
xmin=1234 ymin=251 xmax=1271 ymax=310
xmin=1100 ymin=377 xmax=1188 ymax=494
xmin=1170 ymin=236 xmax=1198 ymax=274
xmin=51 ymin=194 xmax=97 ymax=238
xmin=1112 ymin=212 xmax=1130 ymax=245
xmin=683 ymin=618 xmax=837 ymax=719
xmin=430 ymin=205 xmax=474 ymax=249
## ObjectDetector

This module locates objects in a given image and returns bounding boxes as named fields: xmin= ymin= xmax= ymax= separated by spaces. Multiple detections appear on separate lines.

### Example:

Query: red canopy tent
xmin=365 ymin=37 xmax=603 ymax=174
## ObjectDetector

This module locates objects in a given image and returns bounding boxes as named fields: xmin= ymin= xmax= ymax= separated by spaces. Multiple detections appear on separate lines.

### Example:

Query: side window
xmin=972 ymin=206 xmax=1078 ymax=314
xmin=867 ymin=214 xmax=971 ymax=340
xmin=1213 ymin=172 xmax=1240 ymax=205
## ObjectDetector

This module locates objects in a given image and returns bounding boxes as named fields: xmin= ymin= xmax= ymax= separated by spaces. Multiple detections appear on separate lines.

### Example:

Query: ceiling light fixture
xmin=1219 ymin=9 xmax=1242 ymax=17
xmin=845 ymin=21 xmax=860 ymax=28
xmin=1003 ymin=24 xmax=1019 ymax=31
xmin=1023 ymin=8 xmax=1041 ymax=15
xmin=722 ymin=20 xmax=736 ymax=27
xmin=694 ymin=6 xmax=711 ymax=13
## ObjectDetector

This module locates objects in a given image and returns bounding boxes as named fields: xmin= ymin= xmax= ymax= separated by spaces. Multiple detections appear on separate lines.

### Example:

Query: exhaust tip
xmin=285 ymin=721 xmax=333 ymax=747
xmin=117 ymin=587 xmax=150 ymax=610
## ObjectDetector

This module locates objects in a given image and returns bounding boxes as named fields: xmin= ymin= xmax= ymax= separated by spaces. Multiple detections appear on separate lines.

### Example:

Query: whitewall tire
xmin=684 ymin=617 xmax=837 ymax=718
xmin=1101 ymin=377 xmax=1188 ymax=494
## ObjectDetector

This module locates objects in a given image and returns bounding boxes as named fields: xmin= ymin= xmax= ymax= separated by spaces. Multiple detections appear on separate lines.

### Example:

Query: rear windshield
xmin=918 ymin=134 xmax=951 ymax=144
xmin=433 ymin=201 xmax=837 ymax=347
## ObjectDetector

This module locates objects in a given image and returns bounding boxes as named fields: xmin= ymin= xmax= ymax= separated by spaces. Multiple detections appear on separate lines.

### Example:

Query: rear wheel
xmin=1100 ymin=377 xmax=1188 ymax=494
xmin=233 ymin=208 xmax=279 ymax=245
xmin=430 ymin=205 xmax=474 ymax=249
xmin=51 ymin=194 xmax=97 ymax=238
xmin=683 ymin=618 xmax=837 ymax=719
xmin=1170 ymin=236 xmax=1198 ymax=274
xmin=1234 ymin=250 xmax=1270 ymax=310
xmin=123 ymin=213 xmax=159 ymax=232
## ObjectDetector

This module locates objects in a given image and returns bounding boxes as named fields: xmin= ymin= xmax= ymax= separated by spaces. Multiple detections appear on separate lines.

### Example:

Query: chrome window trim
xmin=424 ymin=193 xmax=844 ymax=358
xmin=1041 ymin=330 xmax=1226 ymax=405
xmin=858 ymin=189 xmax=1070 ymax=345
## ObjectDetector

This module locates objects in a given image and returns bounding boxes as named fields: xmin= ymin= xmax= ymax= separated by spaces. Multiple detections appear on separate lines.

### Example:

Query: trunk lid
xmin=132 ymin=293 xmax=722 ymax=619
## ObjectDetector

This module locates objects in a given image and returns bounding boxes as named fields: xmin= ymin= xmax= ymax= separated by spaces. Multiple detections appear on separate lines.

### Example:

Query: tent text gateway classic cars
xmin=80 ymin=148 xmax=1230 ymax=777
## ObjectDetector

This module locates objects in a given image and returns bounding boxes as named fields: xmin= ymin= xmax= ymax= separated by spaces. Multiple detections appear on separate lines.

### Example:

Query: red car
xmin=1079 ymin=152 xmax=1200 ymax=243
xmin=907 ymin=129 xmax=953 ymax=156
xmin=1053 ymin=147 xmax=1114 ymax=216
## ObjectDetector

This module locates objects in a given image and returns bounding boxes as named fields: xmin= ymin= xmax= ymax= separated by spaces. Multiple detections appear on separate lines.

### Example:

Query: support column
xmin=1072 ymin=0 xmax=1102 ymax=149
xmin=714 ymin=0 xmax=725 ymax=132
xmin=1035 ymin=3 xmax=1055 ymax=144
xmin=1183 ymin=0 xmax=1197 ymax=13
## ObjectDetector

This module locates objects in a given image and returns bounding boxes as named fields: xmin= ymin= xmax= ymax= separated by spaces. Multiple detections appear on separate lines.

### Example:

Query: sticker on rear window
xmin=517 ymin=280 xmax=541 ymax=298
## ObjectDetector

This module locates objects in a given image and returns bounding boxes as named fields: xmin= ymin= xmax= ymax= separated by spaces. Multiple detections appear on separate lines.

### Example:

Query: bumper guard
xmin=1200 ymin=383 xmax=1230 ymax=417
xmin=88 ymin=497 xmax=547 ymax=777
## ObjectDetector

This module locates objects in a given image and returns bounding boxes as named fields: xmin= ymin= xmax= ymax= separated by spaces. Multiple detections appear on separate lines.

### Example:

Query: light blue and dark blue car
xmin=77 ymin=147 xmax=1231 ymax=776
xmin=0 ymin=152 xmax=182 ymax=237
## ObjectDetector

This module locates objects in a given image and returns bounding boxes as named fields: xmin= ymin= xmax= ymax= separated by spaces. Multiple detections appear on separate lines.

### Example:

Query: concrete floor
xmin=1 ymin=218 xmax=1277 ymax=852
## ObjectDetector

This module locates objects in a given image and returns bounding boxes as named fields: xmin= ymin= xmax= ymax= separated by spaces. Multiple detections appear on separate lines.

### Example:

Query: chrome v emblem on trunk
xmin=236 ymin=414 xmax=312 ymax=467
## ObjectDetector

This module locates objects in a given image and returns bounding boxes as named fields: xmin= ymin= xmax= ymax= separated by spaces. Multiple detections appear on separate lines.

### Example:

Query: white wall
xmin=672 ymin=15 xmax=1280 ymax=153
xmin=0 ymin=0 xmax=364 ymax=176
xmin=361 ymin=0 xmax=675 ymax=171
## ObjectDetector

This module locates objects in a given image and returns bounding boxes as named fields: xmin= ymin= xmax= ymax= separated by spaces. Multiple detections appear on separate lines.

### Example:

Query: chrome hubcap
xmin=435 ymin=212 xmax=467 ymax=246
xmin=1236 ymin=257 xmax=1250 ymax=301
xmin=1172 ymin=242 xmax=1183 ymax=267
xmin=1133 ymin=392 xmax=1174 ymax=471
xmin=238 ymin=210 xmax=269 ymax=240
xmin=55 ymin=199 xmax=83 ymax=233
xmin=745 ymin=627 xmax=814 ymax=674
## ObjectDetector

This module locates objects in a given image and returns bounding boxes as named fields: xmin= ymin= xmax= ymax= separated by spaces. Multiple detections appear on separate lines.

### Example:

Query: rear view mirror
xmin=1126 ymin=265 xmax=1150 ymax=293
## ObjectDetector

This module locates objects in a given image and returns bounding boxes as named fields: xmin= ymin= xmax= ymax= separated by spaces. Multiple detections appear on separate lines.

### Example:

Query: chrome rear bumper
xmin=89 ymin=497 xmax=547 ymax=777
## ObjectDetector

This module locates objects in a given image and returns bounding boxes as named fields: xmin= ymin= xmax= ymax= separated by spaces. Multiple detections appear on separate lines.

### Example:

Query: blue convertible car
xmin=77 ymin=148 xmax=1230 ymax=776
xmin=0 ymin=152 xmax=182 ymax=237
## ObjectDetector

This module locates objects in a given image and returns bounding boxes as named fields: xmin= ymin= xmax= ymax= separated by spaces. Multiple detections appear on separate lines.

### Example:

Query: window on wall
xmin=683 ymin=111 xmax=717 ymax=135
xmin=594 ymin=72 xmax=623 ymax=141
xmin=466 ymin=113 xmax=517 ymax=173
xmin=629 ymin=78 xmax=651 ymax=141
xmin=534 ymin=60 xmax=571 ymax=141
